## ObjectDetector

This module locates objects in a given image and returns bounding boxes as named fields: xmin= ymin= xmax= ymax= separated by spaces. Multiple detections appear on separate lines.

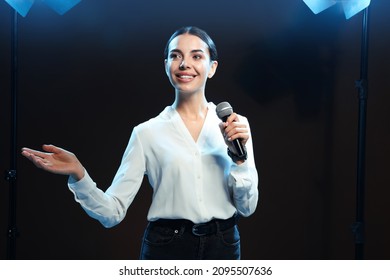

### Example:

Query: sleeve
xmin=228 ymin=117 xmax=259 ymax=217
xmin=68 ymin=127 xmax=146 ymax=228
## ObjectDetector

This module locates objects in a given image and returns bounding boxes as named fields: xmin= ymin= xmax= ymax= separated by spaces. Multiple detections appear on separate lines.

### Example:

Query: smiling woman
xmin=20 ymin=26 xmax=259 ymax=260
xmin=165 ymin=33 xmax=218 ymax=111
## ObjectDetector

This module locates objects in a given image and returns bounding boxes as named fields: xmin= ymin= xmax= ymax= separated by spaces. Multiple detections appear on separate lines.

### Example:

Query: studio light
xmin=4 ymin=0 xmax=81 ymax=17
xmin=4 ymin=0 xmax=82 ymax=260
xmin=303 ymin=0 xmax=371 ymax=19
xmin=303 ymin=0 xmax=372 ymax=259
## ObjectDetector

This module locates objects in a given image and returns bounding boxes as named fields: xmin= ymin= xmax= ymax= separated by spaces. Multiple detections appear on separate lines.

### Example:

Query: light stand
xmin=5 ymin=9 xmax=19 ymax=260
xmin=303 ymin=0 xmax=371 ymax=259
xmin=353 ymin=6 xmax=369 ymax=260
xmin=3 ymin=0 xmax=82 ymax=260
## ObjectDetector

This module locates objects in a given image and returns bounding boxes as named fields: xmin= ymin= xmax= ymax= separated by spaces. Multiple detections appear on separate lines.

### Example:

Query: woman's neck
xmin=172 ymin=92 xmax=208 ymax=121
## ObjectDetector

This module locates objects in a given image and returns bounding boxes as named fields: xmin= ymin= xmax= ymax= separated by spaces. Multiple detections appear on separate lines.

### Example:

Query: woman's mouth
xmin=176 ymin=73 xmax=196 ymax=82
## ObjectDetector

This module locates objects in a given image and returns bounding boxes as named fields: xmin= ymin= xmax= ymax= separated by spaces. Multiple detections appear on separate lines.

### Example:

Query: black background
xmin=1 ymin=0 xmax=389 ymax=259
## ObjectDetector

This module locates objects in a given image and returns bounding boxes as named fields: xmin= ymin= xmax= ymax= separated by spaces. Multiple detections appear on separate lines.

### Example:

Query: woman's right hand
xmin=21 ymin=144 xmax=85 ymax=181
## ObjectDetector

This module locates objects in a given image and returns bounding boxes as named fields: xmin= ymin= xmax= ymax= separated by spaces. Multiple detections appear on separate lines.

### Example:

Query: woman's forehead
xmin=168 ymin=34 xmax=208 ymax=52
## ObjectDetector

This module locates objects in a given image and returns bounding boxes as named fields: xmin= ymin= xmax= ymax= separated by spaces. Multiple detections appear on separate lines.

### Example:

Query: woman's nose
xmin=179 ymin=59 xmax=188 ymax=69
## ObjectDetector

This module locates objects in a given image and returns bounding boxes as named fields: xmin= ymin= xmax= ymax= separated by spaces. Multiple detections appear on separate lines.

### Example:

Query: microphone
xmin=216 ymin=101 xmax=246 ymax=158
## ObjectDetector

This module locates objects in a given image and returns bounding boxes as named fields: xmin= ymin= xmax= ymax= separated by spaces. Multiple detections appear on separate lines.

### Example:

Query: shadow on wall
xmin=236 ymin=14 xmax=345 ymax=259
xmin=236 ymin=14 xmax=341 ymax=120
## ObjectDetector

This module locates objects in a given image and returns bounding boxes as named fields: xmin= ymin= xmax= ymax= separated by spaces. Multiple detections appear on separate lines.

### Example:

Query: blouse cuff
xmin=230 ymin=161 xmax=249 ymax=184
xmin=67 ymin=170 xmax=95 ymax=200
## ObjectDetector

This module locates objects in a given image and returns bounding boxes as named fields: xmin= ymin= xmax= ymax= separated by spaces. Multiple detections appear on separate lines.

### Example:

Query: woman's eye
xmin=170 ymin=53 xmax=181 ymax=59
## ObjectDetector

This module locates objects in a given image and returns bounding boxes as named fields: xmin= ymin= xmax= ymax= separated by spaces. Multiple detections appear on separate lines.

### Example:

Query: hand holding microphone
xmin=216 ymin=102 xmax=249 ymax=162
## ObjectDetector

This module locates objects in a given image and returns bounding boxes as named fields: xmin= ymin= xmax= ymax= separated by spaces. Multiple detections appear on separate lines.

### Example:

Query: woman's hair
xmin=163 ymin=26 xmax=218 ymax=61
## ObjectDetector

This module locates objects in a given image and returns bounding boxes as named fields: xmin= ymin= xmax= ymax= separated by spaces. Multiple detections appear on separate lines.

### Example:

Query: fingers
xmin=42 ymin=144 xmax=62 ymax=153
xmin=21 ymin=144 xmax=82 ymax=177
xmin=21 ymin=144 xmax=64 ymax=159
xmin=21 ymin=150 xmax=53 ymax=170
xmin=21 ymin=146 xmax=56 ymax=170
xmin=21 ymin=147 xmax=49 ymax=159
xmin=226 ymin=113 xmax=239 ymax=124
xmin=221 ymin=113 xmax=249 ymax=143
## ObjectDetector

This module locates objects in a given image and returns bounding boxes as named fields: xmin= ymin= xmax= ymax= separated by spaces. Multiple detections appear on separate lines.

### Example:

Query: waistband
xmin=150 ymin=214 xmax=238 ymax=237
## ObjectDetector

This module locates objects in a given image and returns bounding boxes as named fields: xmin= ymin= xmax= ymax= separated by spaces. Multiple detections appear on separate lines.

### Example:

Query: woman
xmin=21 ymin=26 xmax=259 ymax=259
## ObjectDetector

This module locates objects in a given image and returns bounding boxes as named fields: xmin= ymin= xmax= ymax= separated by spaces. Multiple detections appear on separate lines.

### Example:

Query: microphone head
xmin=216 ymin=101 xmax=233 ymax=120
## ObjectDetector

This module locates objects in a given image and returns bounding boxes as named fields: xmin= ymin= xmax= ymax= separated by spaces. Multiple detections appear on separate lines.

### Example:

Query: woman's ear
xmin=208 ymin=60 xmax=218 ymax=78
xmin=164 ymin=59 xmax=169 ymax=76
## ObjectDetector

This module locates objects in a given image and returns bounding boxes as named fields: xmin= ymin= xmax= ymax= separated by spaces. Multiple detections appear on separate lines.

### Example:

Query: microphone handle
xmin=222 ymin=115 xmax=246 ymax=157
xmin=232 ymin=138 xmax=246 ymax=157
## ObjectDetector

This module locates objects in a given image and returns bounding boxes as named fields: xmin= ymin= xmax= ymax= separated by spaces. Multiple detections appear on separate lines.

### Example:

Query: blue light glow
xmin=303 ymin=0 xmax=337 ymax=14
xmin=4 ymin=0 xmax=81 ymax=16
xmin=4 ymin=0 xmax=35 ymax=17
xmin=42 ymin=0 xmax=81 ymax=15
xmin=342 ymin=0 xmax=371 ymax=19
xmin=303 ymin=0 xmax=371 ymax=19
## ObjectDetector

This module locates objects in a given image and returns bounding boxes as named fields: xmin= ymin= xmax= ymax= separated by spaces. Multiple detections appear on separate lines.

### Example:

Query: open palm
xmin=21 ymin=144 xmax=84 ymax=180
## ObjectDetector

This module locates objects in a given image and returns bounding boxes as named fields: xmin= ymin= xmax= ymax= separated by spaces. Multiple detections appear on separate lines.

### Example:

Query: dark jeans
xmin=139 ymin=217 xmax=241 ymax=260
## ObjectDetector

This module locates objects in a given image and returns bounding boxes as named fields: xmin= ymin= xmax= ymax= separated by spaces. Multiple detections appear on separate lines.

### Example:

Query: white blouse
xmin=68 ymin=102 xmax=259 ymax=227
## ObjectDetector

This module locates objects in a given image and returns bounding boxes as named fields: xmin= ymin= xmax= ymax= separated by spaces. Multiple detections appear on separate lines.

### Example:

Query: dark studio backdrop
xmin=0 ymin=0 xmax=389 ymax=260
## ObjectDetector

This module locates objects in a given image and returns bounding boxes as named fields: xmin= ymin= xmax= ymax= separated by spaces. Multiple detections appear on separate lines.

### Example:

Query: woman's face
xmin=165 ymin=33 xmax=218 ymax=95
